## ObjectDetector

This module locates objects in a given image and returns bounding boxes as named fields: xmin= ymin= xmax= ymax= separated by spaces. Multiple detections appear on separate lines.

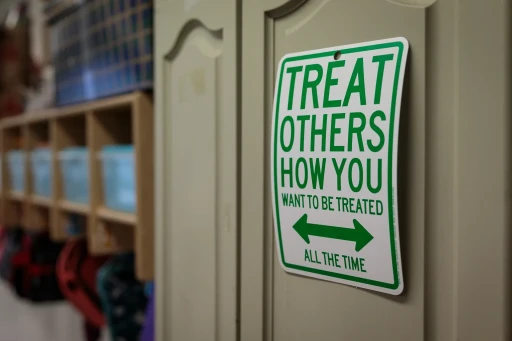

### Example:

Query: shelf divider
xmin=22 ymin=125 xmax=32 ymax=230
xmin=50 ymin=117 xmax=63 ymax=239
xmin=87 ymin=110 xmax=102 ymax=253
xmin=134 ymin=93 xmax=154 ymax=280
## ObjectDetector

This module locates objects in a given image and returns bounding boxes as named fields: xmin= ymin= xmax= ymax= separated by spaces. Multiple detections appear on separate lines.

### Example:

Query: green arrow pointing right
xmin=292 ymin=214 xmax=374 ymax=252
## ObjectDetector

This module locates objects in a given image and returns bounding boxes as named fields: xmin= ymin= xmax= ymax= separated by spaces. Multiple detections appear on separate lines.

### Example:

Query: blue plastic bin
xmin=59 ymin=147 xmax=89 ymax=204
xmin=30 ymin=147 xmax=52 ymax=197
xmin=7 ymin=150 xmax=25 ymax=192
xmin=99 ymin=145 xmax=136 ymax=213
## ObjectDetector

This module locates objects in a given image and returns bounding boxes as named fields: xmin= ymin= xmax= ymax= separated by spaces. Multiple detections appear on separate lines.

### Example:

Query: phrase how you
xmin=277 ymin=52 xmax=395 ymax=215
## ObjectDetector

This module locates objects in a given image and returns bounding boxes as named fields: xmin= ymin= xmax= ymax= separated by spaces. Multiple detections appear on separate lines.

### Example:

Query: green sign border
xmin=273 ymin=41 xmax=404 ymax=290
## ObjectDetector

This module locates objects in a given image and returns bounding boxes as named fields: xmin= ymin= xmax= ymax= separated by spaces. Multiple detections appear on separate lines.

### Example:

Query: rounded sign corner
xmin=277 ymin=54 xmax=293 ymax=72
xmin=394 ymin=36 xmax=410 ymax=51
xmin=388 ymin=279 xmax=404 ymax=296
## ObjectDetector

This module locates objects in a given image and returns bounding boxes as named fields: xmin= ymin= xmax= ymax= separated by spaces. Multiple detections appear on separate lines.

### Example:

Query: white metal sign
xmin=271 ymin=37 xmax=408 ymax=295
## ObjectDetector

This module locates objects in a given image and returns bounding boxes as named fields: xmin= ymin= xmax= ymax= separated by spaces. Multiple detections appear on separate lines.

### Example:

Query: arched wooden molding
xmin=266 ymin=0 xmax=308 ymax=19
xmin=164 ymin=18 xmax=223 ymax=61
xmin=387 ymin=0 xmax=437 ymax=8
xmin=283 ymin=0 xmax=332 ymax=36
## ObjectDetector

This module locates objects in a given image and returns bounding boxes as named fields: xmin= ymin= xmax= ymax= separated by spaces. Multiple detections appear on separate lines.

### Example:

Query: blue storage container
xmin=7 ymin=150 xmax=25 ymax=192
xmin=30 ymin=147 xmax=52 ymax=197
xmin=99 ymin=145 xmax=136 ymax=213
xmin=59 ymin=147 xmax=89 ymax=204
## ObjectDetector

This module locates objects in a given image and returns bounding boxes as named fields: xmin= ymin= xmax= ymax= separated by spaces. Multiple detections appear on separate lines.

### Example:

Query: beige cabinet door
xmin=154 ymin=1 xmax=238 ymax=340
xmin=241 ymin=0 xmax=510 ymax=341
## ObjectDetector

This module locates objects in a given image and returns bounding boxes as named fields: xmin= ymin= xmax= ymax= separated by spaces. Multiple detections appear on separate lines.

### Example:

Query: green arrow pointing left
xmin=292 ymin=214 xmax=374 ymax=252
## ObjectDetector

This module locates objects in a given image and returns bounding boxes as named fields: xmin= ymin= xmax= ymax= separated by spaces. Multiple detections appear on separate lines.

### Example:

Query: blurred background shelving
xmin=0 ymin=1 xmax=156 ymax=340
xmin=0 ymin=91 xmax=154 ymax=281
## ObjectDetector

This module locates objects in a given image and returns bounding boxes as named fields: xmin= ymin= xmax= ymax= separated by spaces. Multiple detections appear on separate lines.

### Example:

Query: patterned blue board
xmin=51 ymin=0 xmax=153 ymax=106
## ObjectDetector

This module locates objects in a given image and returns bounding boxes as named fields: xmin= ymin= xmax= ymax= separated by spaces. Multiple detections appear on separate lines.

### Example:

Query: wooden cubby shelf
xmin=0 ymin=92 xmax=154 ymax=281
xmin=8 ymin=191 xmax=25 ymax=201
xmin=30 ymin=194 xmax=52 ymax=207
xmin=59 ymin=200 xmax=90 ymax=214
xmin=97 ymin=206 xmax=136 ymax=226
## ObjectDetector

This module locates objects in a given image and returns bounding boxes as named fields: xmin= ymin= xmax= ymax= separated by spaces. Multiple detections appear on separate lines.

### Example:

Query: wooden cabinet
xmin=155 ymin=0 xmax=510 ymax=340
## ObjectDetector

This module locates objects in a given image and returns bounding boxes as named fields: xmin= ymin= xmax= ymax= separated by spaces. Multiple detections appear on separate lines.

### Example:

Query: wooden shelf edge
xmin=24 ymin=224 xmax=48 ymax=232
xmin=50 ymin=231 xmax=70 ymax=242
xmin=88 ymin=221 xmax=135 ymax=255
xmin=30 ymin=195 xmax=52 ymax=207
xmin=89 ymin=244 xmax=133 ymax=256
xmin=25 ymin=109 xmax=60 ymax=124
xmin=0 ymin=109 xmax=58 ymax=128
xmin=59 ymin=200 xmax=90 ymax=214
xmin=1 ymin=115 xmax=27 ymax=129
xmin=97 ymin=206 xmax=136 ymax=225
xmin=0 ymin=92 xmax=143 ymax=129
xmin=58 ymin=92 xmax=139 ymax=116
xmin=8 ymin=191 xmax=25 ymax=201
xmin=55 ymin=234 xmax=85 ymax=242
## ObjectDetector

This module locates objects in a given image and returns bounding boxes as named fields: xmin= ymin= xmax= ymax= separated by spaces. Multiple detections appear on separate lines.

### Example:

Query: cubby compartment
xmin=28 ymin=121 xmax=52 ymax=199
xmin=89 ymin=219 xmax=134 ymax=255
xmin=28 ymin=121 xmax=50 ymax=145
xmin=59 ymin=147 xmax=89 ymax=204
xmin=99 ymin=145 xmax=136 ymax=213
xmin=3 ymin=126 xmax=26 ymax=195
xmin=7 ymin=150 xmax=25 ymax=193
xmin=4 ymin=200 xmax=25 ymax=227
xmin=90 ymin=106 xmax=135 ymax=216
xmin=3 ymin=126 xmax=24 ymax=150
xmin=87 ymin=105 xmax=137 ymax=257
xmin=93 ymin=106 xmax=133 ymax=143
xmin=54 ymin=115 xmax=88 ymax=209
xmin=26 ymin=205 xmax=50 ymax=231
xmin=53 ymin=210 xmax=88 ymax=240
xmin=30 ymin=148 xmax=52 ymax=197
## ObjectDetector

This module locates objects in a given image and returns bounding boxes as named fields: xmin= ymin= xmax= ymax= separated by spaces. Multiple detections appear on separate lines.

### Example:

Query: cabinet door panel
xmin=241 ymin=1 xmax=425 ymax=340
xmin=155 ymin=2 xmax=238 ymax=340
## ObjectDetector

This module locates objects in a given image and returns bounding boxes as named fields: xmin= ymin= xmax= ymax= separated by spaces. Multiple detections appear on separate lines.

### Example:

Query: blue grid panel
xmin=51 ymin=0 xmax=153 ymax=106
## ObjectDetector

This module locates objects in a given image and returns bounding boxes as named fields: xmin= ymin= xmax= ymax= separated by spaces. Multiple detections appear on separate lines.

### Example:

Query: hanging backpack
xmin=10 ymin=231 xmax=64 ymax=302
xmin=97 ymin=253 xmax=148 ymax=341
xmin=0 ymin=227 xmax=8 ymax=259
xmin=140 ymin=282 xmax=155 ymax=341
xmin=57 ymin=239 xmax=110 ymax=328
xmin=0 ymin=227 xmax=24 ymax=282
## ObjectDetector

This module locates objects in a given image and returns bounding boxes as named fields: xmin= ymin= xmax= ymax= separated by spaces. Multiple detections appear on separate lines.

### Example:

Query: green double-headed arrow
xmin=292 ymin=214 xmax=374 ymax=252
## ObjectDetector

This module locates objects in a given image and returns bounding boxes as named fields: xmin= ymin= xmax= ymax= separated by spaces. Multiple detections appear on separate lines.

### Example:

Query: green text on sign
xmin=271 ymin=38 xmax=408 ymax=296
